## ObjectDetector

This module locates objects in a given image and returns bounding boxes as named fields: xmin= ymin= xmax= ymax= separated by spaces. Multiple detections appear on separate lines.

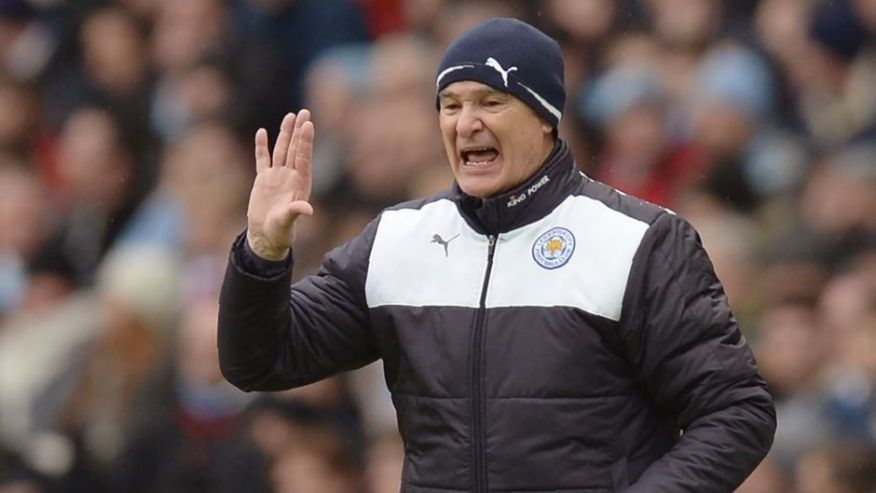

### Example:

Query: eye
xmin=441 ymin=102 xmax=461 ymax=113
xmin=483 ymin=99 xmax=505 ymax=109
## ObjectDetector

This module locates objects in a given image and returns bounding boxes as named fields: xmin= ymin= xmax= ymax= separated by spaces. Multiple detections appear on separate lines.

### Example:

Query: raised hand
xmin=246 ymin=110 xmax=315 ymax=261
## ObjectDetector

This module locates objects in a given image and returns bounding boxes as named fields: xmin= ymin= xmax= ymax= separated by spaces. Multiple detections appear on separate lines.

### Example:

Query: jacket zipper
xmin=472 ymin=234 xmax=496 ymax=493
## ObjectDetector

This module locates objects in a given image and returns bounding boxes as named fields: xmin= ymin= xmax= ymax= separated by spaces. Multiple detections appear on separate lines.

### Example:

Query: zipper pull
xmin=488 ymin=235 xmax=496 ymax=247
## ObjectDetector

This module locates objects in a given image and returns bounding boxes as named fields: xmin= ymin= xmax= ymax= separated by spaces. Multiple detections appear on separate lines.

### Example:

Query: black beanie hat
xmin=435 ymin=18 xmax=565 ymax=128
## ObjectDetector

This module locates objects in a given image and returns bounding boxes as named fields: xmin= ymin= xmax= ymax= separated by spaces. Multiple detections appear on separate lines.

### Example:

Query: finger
xmin=269 ymin=201 xmax=314 ymax=239
xmin=293 ymin=121 xmax=314 ymax=197
xmin=272 ymin=112 xmax=296 ymax=168
xmin=287 ymin=200 xmax=314 ymax=218
xmin=255 ymin=128 xmax=270 ymax=172
xmin=282 ymin=202 xmax=314 ymax=243
xmin=285 ymin=109 xmax=311 ymax=167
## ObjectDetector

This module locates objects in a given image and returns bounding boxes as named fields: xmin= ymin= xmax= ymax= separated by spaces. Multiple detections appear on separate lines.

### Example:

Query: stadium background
xmin=0 ymin=0 xmax=874 ymax=491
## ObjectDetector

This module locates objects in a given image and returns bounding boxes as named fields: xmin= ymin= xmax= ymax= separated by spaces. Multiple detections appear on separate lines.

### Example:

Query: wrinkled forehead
xmin=437 ymin=80 xmax=510 ymax=100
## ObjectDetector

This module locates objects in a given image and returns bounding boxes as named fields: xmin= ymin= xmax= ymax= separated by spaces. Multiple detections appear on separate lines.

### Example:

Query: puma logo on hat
xmin=485 ymin=57 xmax=517 ymax=87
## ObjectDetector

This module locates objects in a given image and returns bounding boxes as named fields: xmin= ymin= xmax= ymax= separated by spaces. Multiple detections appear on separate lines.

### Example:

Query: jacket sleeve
xmin=620 ymin=212 xmax=776 ymax=492
xmin=218 ymin=219 xmax=380 ymax=392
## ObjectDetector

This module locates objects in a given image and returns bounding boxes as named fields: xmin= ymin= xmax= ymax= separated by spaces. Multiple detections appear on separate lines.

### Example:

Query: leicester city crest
xmin=532 ymin=227 xmax=575 ymax=269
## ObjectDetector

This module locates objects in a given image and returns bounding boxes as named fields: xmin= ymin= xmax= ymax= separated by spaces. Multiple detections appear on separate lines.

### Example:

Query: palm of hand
xmin=246 ymin=110 xmax=315 ymax=260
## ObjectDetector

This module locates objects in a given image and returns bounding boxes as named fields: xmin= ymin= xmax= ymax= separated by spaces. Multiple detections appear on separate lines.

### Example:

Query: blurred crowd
xmin=0 ymin=0 xmax=874 ymax=492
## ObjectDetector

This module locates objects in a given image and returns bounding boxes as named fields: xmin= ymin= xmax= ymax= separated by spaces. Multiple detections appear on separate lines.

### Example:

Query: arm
xmin=218 ymin=224 xmax=379 ymax=391
xmin=217 ymin=109 xmax=378 ymax=391
xmin=621 ymin=213 xmax=776 ymax=492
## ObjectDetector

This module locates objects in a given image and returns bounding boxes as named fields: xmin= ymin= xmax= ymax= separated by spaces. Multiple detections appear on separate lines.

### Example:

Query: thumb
xmin=269 ymin=200 xmax=314 ymax=232
xmin=286 ymin=200 xmax=314 ymax=219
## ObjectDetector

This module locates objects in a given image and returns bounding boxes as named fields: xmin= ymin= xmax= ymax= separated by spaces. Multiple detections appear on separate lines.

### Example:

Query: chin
xmin=458 ymin=180 xmax=498 ymax=199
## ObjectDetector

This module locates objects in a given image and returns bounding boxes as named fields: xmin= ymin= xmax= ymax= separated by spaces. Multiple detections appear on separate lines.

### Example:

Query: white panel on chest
xmin=365 ymin=196 xmax=649 ymax=320
xmin=487 ymin=196 xmax=649 ymax=321
xmin=366 ymin=200 xmax=487 ymax=308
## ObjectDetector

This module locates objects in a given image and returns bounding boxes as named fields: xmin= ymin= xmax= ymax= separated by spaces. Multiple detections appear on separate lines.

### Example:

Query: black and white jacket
xmin=218 ymin=141 xmax=776 ymax=492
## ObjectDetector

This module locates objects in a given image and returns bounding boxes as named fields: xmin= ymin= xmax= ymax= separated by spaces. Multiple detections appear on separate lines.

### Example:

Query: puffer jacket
xmin=218 ymin=140 xmax=776 ymax=492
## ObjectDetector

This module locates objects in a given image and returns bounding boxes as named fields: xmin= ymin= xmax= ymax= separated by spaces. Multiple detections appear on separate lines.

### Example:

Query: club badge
xmin=532 ymin=227 xmax=575 ymax=269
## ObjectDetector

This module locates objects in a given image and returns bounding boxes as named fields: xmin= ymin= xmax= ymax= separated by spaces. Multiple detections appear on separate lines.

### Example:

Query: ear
xmin=541 ymin=121 xmax=552 ymax=135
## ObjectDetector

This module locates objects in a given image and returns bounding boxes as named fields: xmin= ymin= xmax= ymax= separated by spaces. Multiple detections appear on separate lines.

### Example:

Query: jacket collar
xmin=451 ymin=139 xmax=579 ymax=235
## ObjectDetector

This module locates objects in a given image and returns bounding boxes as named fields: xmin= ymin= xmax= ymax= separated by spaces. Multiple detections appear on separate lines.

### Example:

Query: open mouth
xmin=460 ymin=146 xmax=499 ymax=166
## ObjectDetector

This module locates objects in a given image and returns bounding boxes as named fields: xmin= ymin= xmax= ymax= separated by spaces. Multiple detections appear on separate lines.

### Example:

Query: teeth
xmin=460 ymin=146 xmax=498 ymax=167
xmin=461 ymin=148 xmax=495 ymax=157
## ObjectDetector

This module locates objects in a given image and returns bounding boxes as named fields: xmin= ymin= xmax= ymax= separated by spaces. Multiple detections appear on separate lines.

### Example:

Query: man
xmin=219 ymin=18 xmax=776 ymax=492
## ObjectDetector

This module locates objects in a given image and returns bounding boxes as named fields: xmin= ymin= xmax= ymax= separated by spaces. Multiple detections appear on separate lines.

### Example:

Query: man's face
xmin=438 ymin=80 xmax=553 ymax=198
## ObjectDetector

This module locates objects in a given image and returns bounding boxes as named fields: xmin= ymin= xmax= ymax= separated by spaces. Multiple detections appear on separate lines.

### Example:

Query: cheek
xmin=438 ymin=114 xmax=455 ymax=134
xmin=440 ymin=136 xmax=457 ymax=163
xmin=505 ymin=124 xmax=538 ymax=157
xmin=507 ymin=124 xmax=547 ymax=177
xmin=438 ymin=120 xmax=456 ymax=148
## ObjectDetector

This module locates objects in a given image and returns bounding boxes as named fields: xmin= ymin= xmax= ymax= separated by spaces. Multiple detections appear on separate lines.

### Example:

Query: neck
xmin=534 ymin=135 xmax=556 ymax=176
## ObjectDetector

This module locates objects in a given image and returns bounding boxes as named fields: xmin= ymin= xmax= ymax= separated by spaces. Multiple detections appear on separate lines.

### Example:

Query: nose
xmin=455 ymin=104 xmax=483 ymax=138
